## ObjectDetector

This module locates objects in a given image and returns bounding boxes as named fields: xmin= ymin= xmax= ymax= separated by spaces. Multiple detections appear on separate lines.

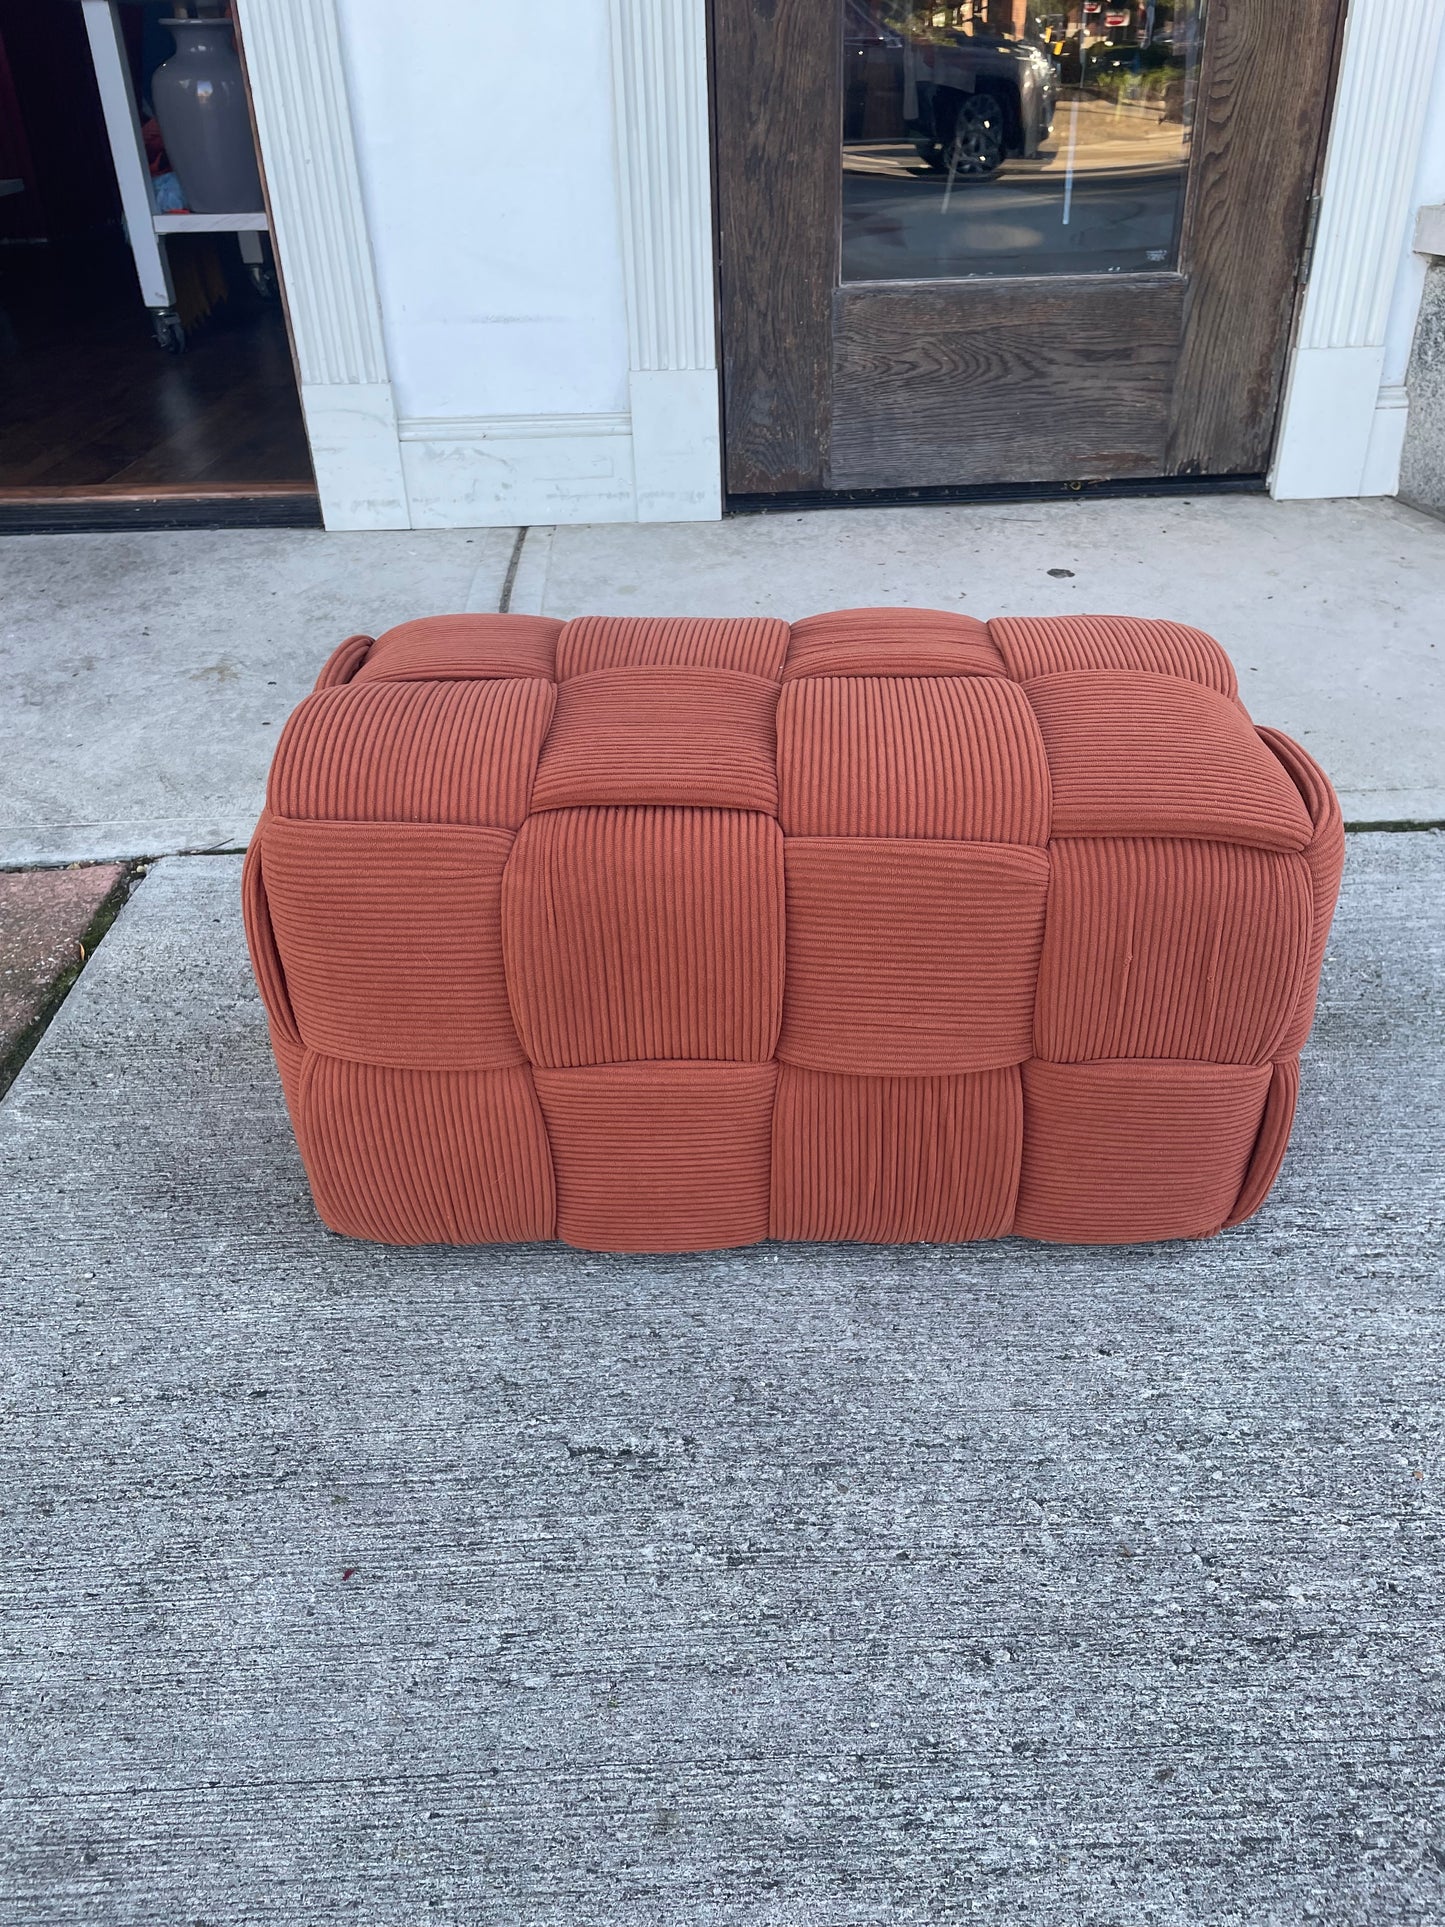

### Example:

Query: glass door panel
xmin=842 ymin=1 xmax=1205 ymax=283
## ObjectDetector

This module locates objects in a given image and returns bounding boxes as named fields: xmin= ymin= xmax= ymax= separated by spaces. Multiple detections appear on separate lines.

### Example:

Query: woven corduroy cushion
xmin=243 ymin=609 xmax=1344 ymax=1251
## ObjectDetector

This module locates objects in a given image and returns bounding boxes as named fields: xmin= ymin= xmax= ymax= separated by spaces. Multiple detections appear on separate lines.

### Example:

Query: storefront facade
xmin=232 ymin=0 xmax=1445 ymax=530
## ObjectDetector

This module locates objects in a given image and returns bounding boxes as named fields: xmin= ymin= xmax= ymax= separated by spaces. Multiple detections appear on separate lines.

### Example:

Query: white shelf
xmin=152 ymin=210 xmax=268 ymax=234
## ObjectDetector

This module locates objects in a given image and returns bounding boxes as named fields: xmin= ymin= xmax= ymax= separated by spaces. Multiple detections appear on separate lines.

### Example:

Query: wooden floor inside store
xmin=0 ymin=228 xmax=314 ymax=492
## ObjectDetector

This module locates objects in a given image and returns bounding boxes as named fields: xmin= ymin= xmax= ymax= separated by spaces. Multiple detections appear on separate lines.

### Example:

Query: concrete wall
xmin=1371 ymin=32 xmax=1445 ymax=499
xmin=1401 ymin=259 xmax=1445 ymax=513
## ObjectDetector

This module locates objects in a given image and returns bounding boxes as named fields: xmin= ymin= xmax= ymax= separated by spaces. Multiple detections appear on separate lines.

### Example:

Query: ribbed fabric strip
xmin=1014 ymin=1058 xmax=1272 ymax=1242
xmin=531 ymin=666 xmax=780 ymax=813
xmin=264 ymin=818 xmax=523 ymax=1070
xmin=268 ymin=679 xmax=555 ymax=830
xmin=783 ymin=607 xmax=1006 ymax=680
xmin=1034 ymin=838 xmax=1313 ymax=1065
xmin=269 ymin=1025 xmax=307 ymax=1142
xmin=240 ymin=827 xmax=299 ymax=1046
xmin=534 ymin=1061 xmax=776 ymax=1252
xmin=556 ymin=616 xmax=790 ymax=681
xmin=312 ymin=633 xmax=373 ymax=690
xmin=1024 ymin=672 xmax=1313 ymax=850
xmin=770 ymin=1065 xmax=1022 ymax=1242
xmin=299 ymin=1058 xmax=555 ymax=1243
xmin=503 ymin=807 xmax=785 ymax=1067
xmin=777 ymin=674 xmax=1051 ymax=841
xmin=989 ymin=614 xmax=1239 ymax=699
xmin=1257 ymin=728 xmax=1347 ymax=1055
xmin=354 ymin=614 xmax=560 ymax=683
xmin=779 ymin=839 xmax=1049 ymax=1075
xmin=1225 ymin=1056 xmax=1301 ymax=1227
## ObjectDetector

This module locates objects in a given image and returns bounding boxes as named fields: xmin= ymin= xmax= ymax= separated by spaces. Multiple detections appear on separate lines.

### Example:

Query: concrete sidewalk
xmin=1 ymin=836 xmax=1442 ymax=1922
xmin=3 ymin=493 xmax=1442 ymax=865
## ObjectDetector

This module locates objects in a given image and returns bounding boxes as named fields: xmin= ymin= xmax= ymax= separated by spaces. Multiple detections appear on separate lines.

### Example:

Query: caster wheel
xmin=151 ymin=309 xmax=185 ymax=353
xmin=247 ymin=263 xmax=278 ymax=300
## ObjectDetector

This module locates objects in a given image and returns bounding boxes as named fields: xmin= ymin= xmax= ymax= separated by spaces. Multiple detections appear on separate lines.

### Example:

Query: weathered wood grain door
xmin=713 ymin=0 xmax=1344 ymax=499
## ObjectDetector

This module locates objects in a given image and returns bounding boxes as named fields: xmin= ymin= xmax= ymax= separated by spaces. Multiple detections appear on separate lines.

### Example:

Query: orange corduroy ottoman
xmin=243 ymin=609 xmax=1343 ymax=1251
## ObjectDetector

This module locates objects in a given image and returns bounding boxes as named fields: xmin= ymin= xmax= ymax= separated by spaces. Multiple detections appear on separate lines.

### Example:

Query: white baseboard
xmin=1360 ymin=384 xmax=1409 ymax=497
xmin=397 ymin=413 xmax=638 ymax=527
xmin=1271 ymin=345 xmax=1388 ymax=499
xmin=628 ymin=369 xmax=723 ymax=521
xmin=300 ymin=381 xmax=411 ymax=530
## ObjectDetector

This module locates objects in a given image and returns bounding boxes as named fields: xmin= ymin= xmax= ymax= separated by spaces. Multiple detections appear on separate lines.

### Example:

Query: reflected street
xmin=843 ymin=94 xmax=1189 ymax=281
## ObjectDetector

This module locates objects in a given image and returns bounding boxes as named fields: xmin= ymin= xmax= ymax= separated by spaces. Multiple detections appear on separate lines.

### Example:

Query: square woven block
xmin=299 ymin=1058 xmax=555 ymax=1244
xmin=1014 ymin=1058 xmax=1274 ymax=1243
xmin=261 ymin=818 xmax=522 ymax=1071
xmin=782 ymin=608 xmax=1006 ymax=679
xmin=1034 ymin=837 xmax=1313 ymax=1064
xmin=503 ymin=806 xmax=785 ymax=1067
xmin=555 ymin=614 xmax=790 ymax=681
xmin=268 ymin=678 xmax=556 ymax=829
xmin=770 ymin=1065 xmax=1022 ymax=1242
xmin=531 ymin=666 xmax=779 ymax=813
xmin=778 ymin=838 xmax=1049 ymax=1076
xmin=1024 ymin=672 xmax=1313 ymax=848
xmin=351 ymin=613 xmax=560 ymax=683
xmin=245 ymin=608 xmax=1346 ymax=1251
xmin=534 ymin=1062 xmax=777 ymax=1252
xmin=776 ymin=673 xmax=1050 ymax=841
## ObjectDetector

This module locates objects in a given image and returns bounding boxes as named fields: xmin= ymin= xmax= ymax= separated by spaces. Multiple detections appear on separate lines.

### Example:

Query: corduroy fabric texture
xmin=243 ymin=609 xmax=1344 ymax=1252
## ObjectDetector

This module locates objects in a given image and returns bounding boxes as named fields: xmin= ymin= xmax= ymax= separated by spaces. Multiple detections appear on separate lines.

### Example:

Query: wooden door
xmin=713 ymin=0 xmax=1344 ymax=500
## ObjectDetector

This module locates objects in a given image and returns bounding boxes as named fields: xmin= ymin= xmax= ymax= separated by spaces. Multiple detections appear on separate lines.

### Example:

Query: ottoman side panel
xmin=241 ymin=826 xmax=299 ymax=1049
xmin=1225 ymin=1056 xmax=1301 ymax=1229
xmin=1257 ymin=727 xmax=1346 ymax=1056
xmin=312 ymin=632 xmax=374 ymax=690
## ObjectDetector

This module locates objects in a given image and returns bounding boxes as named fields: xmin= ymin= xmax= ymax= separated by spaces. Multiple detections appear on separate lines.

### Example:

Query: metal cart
xmin=79 ymin=0 xmax=270 ymax=351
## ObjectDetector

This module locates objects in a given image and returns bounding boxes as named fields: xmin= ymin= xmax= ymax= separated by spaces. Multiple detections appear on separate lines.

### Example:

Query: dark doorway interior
xmin=0 ymin=1 xmax=315 ymax=522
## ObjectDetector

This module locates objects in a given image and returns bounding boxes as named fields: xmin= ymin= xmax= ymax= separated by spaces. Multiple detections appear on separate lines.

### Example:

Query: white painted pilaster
xmin=608 ymin=0 xmax=723 ymax=521
xmin=1272 ymin=0 xmax=1445 ymax=500
xmin=234 ymin=0 xmax=409 ymax=529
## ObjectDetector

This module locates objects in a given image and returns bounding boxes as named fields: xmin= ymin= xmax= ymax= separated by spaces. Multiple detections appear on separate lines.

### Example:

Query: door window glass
xmin=841 ymin=1 xmax=1205 ymax=282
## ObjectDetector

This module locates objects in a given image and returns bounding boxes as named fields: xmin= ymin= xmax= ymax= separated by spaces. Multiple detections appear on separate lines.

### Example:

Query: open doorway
xmin=0 ymin=0 xmax=316 ymax=530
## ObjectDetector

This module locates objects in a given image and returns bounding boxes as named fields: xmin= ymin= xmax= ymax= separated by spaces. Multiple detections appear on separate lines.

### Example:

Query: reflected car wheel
xmin=942 ymin=93 xmax=1006 ymax=178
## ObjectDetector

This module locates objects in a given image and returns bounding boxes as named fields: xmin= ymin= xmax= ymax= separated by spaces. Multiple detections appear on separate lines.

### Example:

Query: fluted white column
xmin=1272 ymin=0 xmax=1445 ymax=499
xmin=608 ymin=0 xmax=723 ymax=521
xmin=234 ymin=0 xmax=409 ymax=528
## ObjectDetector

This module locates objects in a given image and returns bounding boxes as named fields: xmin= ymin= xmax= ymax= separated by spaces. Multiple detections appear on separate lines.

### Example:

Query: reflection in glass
xmin=841 ymin=1 xmax=1204 ymax=282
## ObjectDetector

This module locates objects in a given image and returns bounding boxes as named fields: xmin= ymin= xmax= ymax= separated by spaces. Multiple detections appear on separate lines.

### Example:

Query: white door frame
xmin=234 ymin=0 xmax=719 ymax=529
xmin=1270 ymin=0 xmax=1445 ymax=499
xmin=232 ymin=0 xmax=409 ymax=529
